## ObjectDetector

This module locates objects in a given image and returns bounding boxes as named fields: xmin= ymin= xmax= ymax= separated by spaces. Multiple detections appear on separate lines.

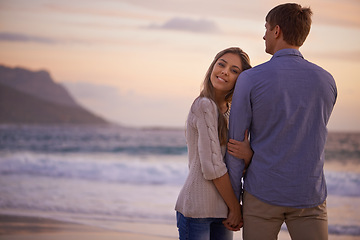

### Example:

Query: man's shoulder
xmin=304 ymin=59 xmax=333 ymax=75
xmin=240 ymin=60 xmax=273 ymax=79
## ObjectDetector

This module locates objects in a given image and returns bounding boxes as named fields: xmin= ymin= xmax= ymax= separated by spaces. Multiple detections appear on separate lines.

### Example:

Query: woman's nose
xmin=221 ymin=69 xmax=229 ymax=75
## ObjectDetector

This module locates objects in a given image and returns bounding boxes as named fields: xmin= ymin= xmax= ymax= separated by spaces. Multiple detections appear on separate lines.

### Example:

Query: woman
xmin=175 ymin=47 xmax=253 ymax=240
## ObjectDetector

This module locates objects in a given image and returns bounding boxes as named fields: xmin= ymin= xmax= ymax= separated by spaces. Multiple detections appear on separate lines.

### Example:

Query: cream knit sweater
xmin=175 ymin=97 xmax=229 ymax=218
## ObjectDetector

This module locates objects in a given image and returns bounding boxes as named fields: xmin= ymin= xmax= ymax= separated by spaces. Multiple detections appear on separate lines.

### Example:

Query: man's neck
xmin=273 ymin=41 xmax=299 ymax=54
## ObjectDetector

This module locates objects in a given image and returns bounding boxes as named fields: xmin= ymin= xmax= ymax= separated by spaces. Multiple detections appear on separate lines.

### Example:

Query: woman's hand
xmin=222 ymin=204 xmax=243 ymax=231
xmin=227 ymin=129 xmax=253 ymax=168
xmin=213 ymin=173 xmax=243 ymax=231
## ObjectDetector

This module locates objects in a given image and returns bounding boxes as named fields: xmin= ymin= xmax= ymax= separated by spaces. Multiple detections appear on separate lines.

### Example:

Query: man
xmin=225 ymin=3 xmax=337 ymax=239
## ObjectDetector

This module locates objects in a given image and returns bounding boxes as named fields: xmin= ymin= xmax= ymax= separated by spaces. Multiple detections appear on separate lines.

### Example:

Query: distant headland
xmin=0 ymin=65 xmax=108 ymax=125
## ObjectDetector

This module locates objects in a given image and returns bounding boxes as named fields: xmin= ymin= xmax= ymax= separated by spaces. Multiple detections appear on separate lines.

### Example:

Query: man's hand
xmin=222 ymin=205 xmax=243 ymax=231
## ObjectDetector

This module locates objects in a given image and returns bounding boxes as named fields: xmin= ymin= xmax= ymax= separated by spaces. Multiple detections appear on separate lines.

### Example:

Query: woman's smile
xmin=217 ymin=76 xmax=227 ymax=83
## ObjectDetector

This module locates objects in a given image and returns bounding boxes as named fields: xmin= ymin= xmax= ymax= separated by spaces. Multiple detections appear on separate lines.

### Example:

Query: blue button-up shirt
xmin=226 ymin=49 xmax=337 ymax=208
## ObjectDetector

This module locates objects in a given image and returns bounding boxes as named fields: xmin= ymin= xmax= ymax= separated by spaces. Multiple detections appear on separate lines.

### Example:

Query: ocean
xmin=0 ymin=125 xmax=359 ymax=238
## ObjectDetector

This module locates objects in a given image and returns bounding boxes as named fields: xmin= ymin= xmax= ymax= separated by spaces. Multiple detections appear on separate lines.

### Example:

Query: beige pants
xmin=242 ymin=191 xmax=328 ymax=240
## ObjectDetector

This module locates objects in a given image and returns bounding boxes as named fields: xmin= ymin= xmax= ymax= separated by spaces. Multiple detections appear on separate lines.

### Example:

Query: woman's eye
xmin=218 ymin=62 xmax=225 ymax=67
xmin=232 ymin=69 xmax=239 ymax=74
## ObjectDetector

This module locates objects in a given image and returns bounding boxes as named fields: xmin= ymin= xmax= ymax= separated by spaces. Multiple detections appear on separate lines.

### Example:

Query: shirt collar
xmin=272 ymin=48 xmax=304 ymax=59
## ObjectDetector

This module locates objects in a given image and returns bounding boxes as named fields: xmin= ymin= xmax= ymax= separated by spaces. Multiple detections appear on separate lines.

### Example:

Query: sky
xmin=0 ymin=0 xmax=359 ymax=131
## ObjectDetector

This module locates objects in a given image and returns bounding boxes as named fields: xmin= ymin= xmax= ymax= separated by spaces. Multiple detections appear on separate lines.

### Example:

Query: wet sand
xmin=0 ymin=214 xmax=358 ymax=240
xmin=0 ymin=215 xmax=175 ymax=240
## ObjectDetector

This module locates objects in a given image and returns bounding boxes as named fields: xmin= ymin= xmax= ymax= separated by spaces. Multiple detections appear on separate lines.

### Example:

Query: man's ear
xmin=274 ymin=25 xmax=281 ymax=39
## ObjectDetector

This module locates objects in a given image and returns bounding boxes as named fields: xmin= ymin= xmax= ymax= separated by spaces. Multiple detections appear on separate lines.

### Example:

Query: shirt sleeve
xmin=225 ymin=72 xmax=253 ymax=200
xmin=195 ymin=98 xmax=228 ymax=180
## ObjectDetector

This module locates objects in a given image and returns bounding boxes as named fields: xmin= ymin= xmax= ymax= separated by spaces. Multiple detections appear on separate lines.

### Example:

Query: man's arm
xmin=225 ymin=72 xmax=253 ymax=200
xmin=213 ymin=173 xmax=242 ymax=231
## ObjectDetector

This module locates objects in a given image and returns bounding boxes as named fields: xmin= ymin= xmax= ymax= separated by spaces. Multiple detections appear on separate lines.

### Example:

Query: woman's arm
xmin=227 ymin=129 xmax=253 ymax=168
xmin=195 ymin=98 xmax=242 ymax=230
xmin=213 ymin=172 xmax=242 ymax=231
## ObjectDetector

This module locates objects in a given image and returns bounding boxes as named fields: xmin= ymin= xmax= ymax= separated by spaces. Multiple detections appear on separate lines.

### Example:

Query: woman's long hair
xmin=200 ymin=47 xmax=251 ymax=145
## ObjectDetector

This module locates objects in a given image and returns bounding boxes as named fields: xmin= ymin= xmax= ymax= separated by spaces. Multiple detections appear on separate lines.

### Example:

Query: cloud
xmin=147 ymin=17 xmax=221 ymax=33
xmin=0 ymin=32 xmax=57 ymax=44
xmin=0 ymin=32 xmax=93 ymax=45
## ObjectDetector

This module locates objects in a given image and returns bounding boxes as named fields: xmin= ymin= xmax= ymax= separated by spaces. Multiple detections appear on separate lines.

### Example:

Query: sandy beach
xmin=1 ymin=214 xmax=359 ymax=240
xmin=0 ymin=214 xmax=176 ymax=240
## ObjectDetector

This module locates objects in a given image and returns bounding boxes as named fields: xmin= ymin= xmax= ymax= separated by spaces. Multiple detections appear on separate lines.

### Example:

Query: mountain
xmin=0 ymin=65 xmax=79 ymax=107
xmin=0 ymin=65 xmax=108 ymax=124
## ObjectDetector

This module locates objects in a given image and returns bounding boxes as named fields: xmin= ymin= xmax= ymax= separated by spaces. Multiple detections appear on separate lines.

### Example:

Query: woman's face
xmin=210 ymin=53 xmax=242 ymax=95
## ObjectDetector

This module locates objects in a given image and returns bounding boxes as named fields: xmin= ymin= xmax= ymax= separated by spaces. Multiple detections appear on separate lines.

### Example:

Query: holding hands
xmin=223 ymin=129 xmax=253 ymax=231
xmin=222 ymin=204 xmax=243 ymax=231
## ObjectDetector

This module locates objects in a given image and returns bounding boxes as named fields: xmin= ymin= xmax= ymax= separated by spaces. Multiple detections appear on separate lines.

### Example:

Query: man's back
xmin=228 ymin=48 xmax=337 ymax=207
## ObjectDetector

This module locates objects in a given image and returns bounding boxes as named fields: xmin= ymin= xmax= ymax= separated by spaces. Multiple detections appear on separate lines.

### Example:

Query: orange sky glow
xmin=1 ymin=0 xmax=359 ymax=131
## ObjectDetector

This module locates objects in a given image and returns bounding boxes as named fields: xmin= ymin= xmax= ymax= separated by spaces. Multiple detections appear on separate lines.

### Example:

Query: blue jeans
xmin=176 ymin=211 xmax=233 ymax=240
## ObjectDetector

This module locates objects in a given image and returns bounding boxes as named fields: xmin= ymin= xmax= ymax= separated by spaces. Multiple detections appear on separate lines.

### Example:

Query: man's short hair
xmin=266 ymin=3 xmax=313 ymax=46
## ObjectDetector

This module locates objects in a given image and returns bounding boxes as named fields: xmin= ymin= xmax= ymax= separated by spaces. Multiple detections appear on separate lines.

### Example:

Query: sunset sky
xmin=1 ymin=0 xmax=359 ymax=131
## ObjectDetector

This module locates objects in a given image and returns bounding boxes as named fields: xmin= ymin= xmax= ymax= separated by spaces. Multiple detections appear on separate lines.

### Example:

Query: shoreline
xmin=1 ymin=214 xmax=359 ymax=240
